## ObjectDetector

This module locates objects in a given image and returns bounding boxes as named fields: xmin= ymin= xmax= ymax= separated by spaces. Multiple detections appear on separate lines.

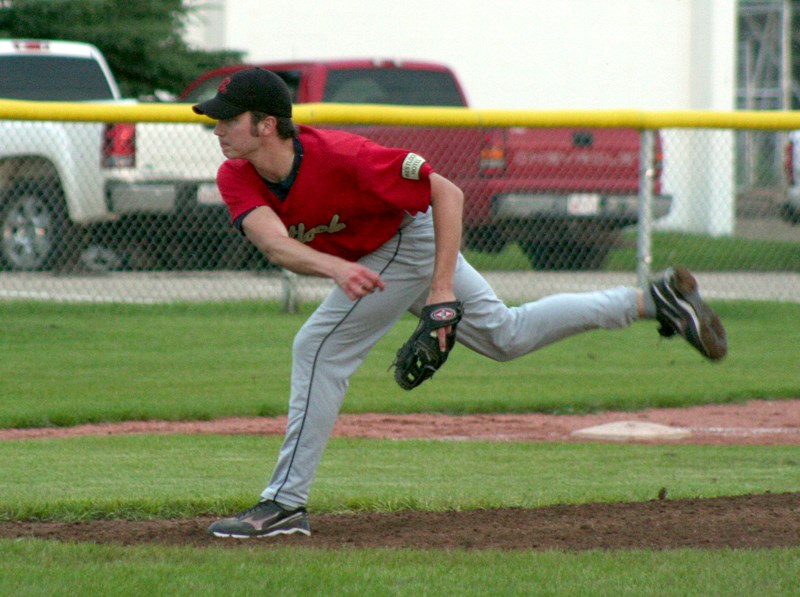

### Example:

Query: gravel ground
xmin=1 ymin=270 xmax=799 ymax=304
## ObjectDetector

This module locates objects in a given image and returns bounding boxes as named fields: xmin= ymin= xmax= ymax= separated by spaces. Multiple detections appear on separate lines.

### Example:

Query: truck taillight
xmin=652 ymin=134 xmax=665 ymax=194
xmin=102 ymin=123 xmax=136 ymax=168
xmin=480 ymin=130 xmax=507 ymax=176
xmin=785 ymin=140 xmax=795 ymax=186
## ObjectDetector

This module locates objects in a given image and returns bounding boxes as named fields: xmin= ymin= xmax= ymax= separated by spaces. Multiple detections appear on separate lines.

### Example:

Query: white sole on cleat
xmin=211 ymin=521 xmax=311 ymax=539
xmin=672 ymin=268 xmax=727 ymax=360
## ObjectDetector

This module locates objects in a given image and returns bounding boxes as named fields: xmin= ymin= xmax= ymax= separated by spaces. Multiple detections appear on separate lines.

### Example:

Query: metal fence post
xmin=281 ymin=268 xmax=299 ymax=313
xmin=636 ymin=129 xmax=655 ymax=288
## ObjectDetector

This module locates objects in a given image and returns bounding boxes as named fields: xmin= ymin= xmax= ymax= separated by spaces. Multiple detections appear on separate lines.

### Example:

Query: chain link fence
xmin=1 ymin=103 xmax=799 ymax=306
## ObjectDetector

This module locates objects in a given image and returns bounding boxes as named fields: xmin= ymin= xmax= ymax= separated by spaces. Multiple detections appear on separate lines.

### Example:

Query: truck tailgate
xmin=133 ymin=121 xmax=223 ymax=183
xmin=494 ymin=127 xmax=643 ymax=192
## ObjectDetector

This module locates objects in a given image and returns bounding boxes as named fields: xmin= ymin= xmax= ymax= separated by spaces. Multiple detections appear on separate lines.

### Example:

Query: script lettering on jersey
xmin=288 ymin=214 xmax=347 ymax=243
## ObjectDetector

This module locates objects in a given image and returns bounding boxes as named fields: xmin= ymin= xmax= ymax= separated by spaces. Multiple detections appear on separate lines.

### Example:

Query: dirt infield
xmin=3 ymin=398 xmax=800 ymax=444
xmin=2 ymin=493 xmax=798 ymax=551
xmin=2 ymin=399 xmax=799 ymax=550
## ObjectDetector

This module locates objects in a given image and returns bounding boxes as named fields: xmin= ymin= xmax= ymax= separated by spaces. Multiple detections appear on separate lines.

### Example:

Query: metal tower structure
xmin=738 ymin=0 xmax=795 ymax=110
xmin=737 ymin=1 xmax=797 ymax=187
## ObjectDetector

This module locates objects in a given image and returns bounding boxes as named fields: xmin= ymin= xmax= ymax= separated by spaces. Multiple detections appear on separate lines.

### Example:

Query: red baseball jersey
xmin=217 ymin=125 xmax=434 ymax=261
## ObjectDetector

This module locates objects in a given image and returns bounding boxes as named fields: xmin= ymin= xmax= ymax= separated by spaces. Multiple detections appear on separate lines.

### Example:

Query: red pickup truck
xmin=180 ymin=59 xmax=671 ymax=270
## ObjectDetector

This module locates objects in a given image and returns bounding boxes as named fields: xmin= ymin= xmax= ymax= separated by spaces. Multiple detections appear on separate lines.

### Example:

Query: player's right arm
xmin=241 ymin=206 xmax=384 ymax=300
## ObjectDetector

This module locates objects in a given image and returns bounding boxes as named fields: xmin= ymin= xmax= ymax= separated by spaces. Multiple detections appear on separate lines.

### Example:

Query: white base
xmin=570 ymin=421 xmax=691 ymax=441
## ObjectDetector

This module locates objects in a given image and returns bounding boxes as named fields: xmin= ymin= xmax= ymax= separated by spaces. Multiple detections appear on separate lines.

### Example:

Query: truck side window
xmin=327 ymin=78 xmax=388 ymax=103
xmin=324 ymin=69 xmax=463 ymax=107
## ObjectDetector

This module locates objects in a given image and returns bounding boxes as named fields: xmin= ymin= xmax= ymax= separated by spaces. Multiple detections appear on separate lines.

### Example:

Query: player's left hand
xmin=425 ymin=290 xmax=458 ymax=351
xmin=391 ymin=300 xmax=464 ymax=390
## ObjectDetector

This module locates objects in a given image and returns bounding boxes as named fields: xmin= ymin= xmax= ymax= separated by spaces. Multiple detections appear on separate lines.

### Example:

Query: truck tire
xmin=0 ymin=181 xmax=78 ymax=271
xmin=780 ymin=202 xmax=800 ymax=225
xmin=463 ymin=225 xmax=508 ymax=254
xmin=519 ymin=219 xmax=621 ymax=271
xmin=521 ymin=240 xmax=606 ymax=271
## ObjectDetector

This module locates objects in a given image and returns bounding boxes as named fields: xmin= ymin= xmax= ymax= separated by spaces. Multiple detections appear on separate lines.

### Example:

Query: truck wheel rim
xmin=2 ymin=194 xmax=53 ymax=270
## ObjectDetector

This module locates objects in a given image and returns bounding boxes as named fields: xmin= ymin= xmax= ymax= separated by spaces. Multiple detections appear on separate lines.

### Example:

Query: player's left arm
xmin=426 ymin=173 xmax=464 ymax=349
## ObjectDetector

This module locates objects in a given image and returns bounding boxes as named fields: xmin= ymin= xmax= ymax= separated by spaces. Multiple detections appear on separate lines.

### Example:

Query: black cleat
xmin=650 ymin=267 xmax=727 ymax=360
xmin=208 ymin=499 xmax=311 ymax=538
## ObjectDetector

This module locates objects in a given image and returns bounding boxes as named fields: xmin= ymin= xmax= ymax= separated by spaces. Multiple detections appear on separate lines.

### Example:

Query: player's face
xmin=213 ymin=113 xmax=261 ymax=159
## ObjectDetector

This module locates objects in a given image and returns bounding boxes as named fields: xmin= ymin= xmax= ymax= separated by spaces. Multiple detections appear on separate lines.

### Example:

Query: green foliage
xmin=0 ymin=0 xmax=243 ymax=97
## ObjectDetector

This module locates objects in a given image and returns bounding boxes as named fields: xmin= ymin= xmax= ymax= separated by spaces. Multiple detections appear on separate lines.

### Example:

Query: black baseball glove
xmin=392 ymin=301 xmax=464 ymax=390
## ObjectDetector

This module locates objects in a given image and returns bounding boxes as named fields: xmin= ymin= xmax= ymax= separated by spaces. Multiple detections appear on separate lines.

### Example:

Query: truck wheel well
xmin=0 ymin=172 xmax=79 ymax=271
xmin=0 ymin=156 xmax=73 ymax=223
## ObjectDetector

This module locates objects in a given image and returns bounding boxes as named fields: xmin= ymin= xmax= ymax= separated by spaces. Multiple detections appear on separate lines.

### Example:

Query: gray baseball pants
xmin=262 ymin=209 xmax=639 ymax=508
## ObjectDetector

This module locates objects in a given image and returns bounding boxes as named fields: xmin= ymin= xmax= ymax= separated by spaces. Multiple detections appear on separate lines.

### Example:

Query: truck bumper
xmin=780 ymin=186 xmax=800 ymax=224
xmin=105 ymin=181 xmax=225 ymax=216
xmin=106 ymin=181 xmax=180 ymax=215
xmin=490 ymin=192 xmax=672 ymax=222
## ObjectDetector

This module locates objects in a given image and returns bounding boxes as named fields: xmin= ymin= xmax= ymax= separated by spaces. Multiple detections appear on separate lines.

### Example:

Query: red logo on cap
xmin=218 ymin=77 xmax=231 ymax=94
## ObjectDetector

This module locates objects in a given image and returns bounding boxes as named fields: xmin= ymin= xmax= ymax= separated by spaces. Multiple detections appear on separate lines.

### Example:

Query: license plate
xmin=197 ymin=183 xmax=223 ymax=205
xmin=567 ymin=193 xmax=600 ymax=216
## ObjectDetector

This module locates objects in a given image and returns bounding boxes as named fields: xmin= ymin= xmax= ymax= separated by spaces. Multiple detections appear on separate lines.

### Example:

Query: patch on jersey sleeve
xmin=401 ymin=153 xmax=426 ymax=180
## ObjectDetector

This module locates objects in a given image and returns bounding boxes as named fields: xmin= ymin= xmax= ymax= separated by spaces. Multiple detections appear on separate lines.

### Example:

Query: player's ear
xmin=260 ymin=115 xmax=279 ymax=136
xmin=249 ymin=112 xmax=273 ymax=137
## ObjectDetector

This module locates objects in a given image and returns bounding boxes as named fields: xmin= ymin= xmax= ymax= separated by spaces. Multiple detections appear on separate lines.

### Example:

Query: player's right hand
xmin=334 ymin=262 xmax=385 ymax=300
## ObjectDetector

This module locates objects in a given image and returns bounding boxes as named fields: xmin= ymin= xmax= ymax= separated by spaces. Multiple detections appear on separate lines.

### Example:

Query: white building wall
xmin=665 ymin=0 xmax=737 ymax=235
xmin=184 ymin=0 xmax=738 ymax=234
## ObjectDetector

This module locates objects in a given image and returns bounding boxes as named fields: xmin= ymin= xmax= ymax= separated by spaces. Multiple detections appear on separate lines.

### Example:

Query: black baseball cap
xmin=192 ymin=67 xmax=293 ymax=119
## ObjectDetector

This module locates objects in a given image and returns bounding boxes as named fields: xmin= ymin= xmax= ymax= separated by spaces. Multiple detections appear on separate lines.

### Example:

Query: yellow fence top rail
xmin=3 ymin=98 xmax=800 ymax=130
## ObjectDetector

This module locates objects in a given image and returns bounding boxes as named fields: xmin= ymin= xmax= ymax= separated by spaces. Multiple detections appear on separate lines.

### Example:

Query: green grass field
xmin=3 ymin=541 xmax=797 ymax=596
xmin=463 ymin=230 xmax=800 ymax=272
xmin=3 ymin=436 xmax=799 ymax=520
xmin=1 ymin=300 xmax=798 ymax=427
xmin=1 ymin=299 xmax=799 ymax=595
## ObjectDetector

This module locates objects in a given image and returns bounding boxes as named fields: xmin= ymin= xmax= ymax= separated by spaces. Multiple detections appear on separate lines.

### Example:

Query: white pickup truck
xmin=782 ymin=130 xmax=800 ymax=225
xmin=0 ymin=39 xmax=234 ymax=271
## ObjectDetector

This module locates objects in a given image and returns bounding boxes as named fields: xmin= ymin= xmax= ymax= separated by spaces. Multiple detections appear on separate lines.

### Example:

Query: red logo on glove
xmin=430 ymin=308 xmax=456 ymax=321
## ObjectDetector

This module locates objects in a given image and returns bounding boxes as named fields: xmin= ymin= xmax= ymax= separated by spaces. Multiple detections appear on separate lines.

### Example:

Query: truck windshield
xmin=0 ymin=56 xmax=115 ymax=100
xmin=324 ymin=69 xmax=463 ymax=106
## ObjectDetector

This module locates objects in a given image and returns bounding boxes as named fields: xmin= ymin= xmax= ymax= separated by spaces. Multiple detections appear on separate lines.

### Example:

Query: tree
xmin=0 ymin=0 xmax=244 ymax=97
